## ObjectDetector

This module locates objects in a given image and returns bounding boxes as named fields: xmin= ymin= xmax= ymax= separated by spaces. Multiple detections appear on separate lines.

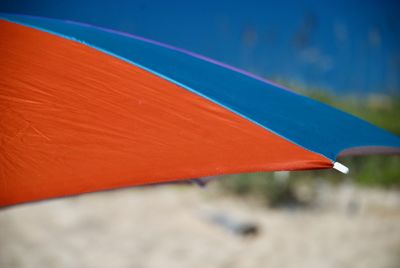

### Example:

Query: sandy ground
xmin=1 ymin=184 xmax=400 ymax=268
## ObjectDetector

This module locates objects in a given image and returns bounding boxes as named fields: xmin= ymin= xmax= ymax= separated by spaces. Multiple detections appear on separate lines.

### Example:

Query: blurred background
xmin=0 ymin=1 xmax=399 ymax=267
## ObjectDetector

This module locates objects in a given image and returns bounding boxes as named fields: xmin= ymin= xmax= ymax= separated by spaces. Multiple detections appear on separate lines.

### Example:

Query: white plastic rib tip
xmin=333 ymin=162 xmax=349 ymax=174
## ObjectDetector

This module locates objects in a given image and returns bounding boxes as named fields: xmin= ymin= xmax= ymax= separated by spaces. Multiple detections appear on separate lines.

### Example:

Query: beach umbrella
xmin=1 ymin=14 xmax=399 ymax=207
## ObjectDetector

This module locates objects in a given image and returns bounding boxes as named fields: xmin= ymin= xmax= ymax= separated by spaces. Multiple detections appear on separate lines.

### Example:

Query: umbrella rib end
xmin=333 ymin=162 xmax=349 ymax=174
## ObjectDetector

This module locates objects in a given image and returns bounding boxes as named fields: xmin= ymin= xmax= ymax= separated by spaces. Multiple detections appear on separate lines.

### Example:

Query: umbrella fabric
xmin=1 ymin=14 xmax=399 ymax=207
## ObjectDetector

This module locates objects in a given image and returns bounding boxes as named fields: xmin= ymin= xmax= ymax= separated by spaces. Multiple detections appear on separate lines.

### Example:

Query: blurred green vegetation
xmin=303 ymin=88 xmax=400 ymax=187
xmin=217 ymin=88 xmax=400 ymax=206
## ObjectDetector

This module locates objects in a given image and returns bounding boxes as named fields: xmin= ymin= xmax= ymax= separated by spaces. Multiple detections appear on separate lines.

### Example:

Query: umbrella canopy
xmin=1 ymin=14 xmax=399 ymax=207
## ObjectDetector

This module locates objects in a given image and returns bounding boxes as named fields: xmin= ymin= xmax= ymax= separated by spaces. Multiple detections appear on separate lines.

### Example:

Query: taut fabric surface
xmin=1 ymin=14 xmax=399 ymax=160
xmin=0 ymin=21 xmax=331 ymax=206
